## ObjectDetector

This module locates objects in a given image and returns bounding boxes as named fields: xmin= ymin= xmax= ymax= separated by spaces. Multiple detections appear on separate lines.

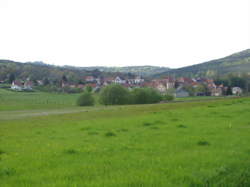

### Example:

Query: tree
xmin=229 ymin=76 xmax=245 ymax=88
xmin=194 ymin=84 xmax=208 ymax=96
xmin=130 ymin=88 xmax=162 ymax=104
xmin=166 ymin=88 xmax=176 ymax=96
xmin=226 ymin=86 xmax=232 ymax=95
xmin=43 ymin=78 xmax=50 ymax=85
xmin=184 ymin=85 xmax=195 ymax=96
xmin=130 ymin=88 xmax=148 ymax=104
xmin=99 ymin=84 xmax=130 ymax=105
xmin=85 ymin=85 xmax=93 ymax=93
xmin=8 ymin=73 xmax=15 ymax=83
xmin=163 ymin=94 xmax=174 ymax=101
xmin=76 ymin=92 xmax=95 ymax=106
xmin=62 ymin=75 xmax=68 ymax=82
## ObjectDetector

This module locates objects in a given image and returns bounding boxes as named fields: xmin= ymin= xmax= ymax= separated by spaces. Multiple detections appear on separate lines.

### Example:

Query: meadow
xmin=1 ymin=89 xmax=250 ymax=186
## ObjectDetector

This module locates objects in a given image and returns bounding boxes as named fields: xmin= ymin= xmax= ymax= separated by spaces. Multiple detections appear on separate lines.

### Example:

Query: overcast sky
xmin=0 ymin=0 xmax=249 ymax=68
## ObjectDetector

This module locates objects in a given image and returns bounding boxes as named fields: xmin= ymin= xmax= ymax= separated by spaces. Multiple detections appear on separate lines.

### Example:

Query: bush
xmin=85 ymin=85 xmax=92 ymax=93
xmin=105 ymin=131 xmax=116 ymax=137
xmin=76 ymin=92 xmax=95 ymax=106
xmin=130 ymin=88 xmax=162 ymax=104
xmin=64 ymin=149 xmax=78 ymax=154
xmin=197 ymin=141 xmax=210 ymax=146
xmin=99 ymin=84 xmax=130 ymax=105
xmin=163 ymin=94 xmax=175 ymax=101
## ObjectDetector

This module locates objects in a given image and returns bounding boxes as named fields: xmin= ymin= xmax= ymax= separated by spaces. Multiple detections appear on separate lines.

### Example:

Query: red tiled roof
xmin=85 ymin=76 xmax=95 ymax=80
xmin=24 ymin=81 xmax=33 ymax=86
xmin=13 ymin=80 xmax=22 ymax=86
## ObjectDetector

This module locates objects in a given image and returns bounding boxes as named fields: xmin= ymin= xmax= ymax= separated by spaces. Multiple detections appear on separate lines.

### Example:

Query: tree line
xmin=76 ymin=84 xmax=174 ymax=106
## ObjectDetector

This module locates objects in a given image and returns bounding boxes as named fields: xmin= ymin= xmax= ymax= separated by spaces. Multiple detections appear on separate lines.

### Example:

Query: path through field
xmin=0 ymin=107 xmax=111 ymax=120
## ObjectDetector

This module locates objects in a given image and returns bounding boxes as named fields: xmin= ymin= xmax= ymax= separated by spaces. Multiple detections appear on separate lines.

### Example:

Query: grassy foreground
xmin=1 ymin=90 xmax=250 ymax=186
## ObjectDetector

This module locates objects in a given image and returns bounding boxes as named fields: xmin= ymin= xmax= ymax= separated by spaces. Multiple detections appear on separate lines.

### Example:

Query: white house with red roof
xmin=24 ymin=81 xmax=33 ymax=90
xmin=114 ymin=76 xmax=126 ymax=84
xmin=11 ymin=80 xmax=23 ymax=91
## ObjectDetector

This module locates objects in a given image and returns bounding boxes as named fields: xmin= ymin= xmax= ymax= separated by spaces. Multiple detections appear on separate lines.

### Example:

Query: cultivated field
xmin=1 ymin=89 xmax=250 ymax=186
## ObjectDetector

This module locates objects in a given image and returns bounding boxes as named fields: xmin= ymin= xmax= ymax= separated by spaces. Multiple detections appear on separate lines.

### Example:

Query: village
xmin=9 ymin=75 xmax=243 ymax=97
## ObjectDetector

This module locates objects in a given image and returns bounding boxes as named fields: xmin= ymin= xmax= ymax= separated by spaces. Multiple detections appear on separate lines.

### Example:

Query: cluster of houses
xmin=11 ymin=80 xmax=33 ymax=91
xmin=61 ymin=75 xmax=243 ymax=97
xmin=10 ymin=75 xmax=243 ymax=97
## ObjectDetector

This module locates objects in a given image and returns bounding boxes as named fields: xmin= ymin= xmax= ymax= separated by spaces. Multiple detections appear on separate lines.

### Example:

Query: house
xmin=155 ymin=83 xmax=167 ymax=93
xmin=163 ymin=77 xmax=175 ymax=90
xmin=85 ymin=76 xmax=95 ymax=82
xmin=175 ymin=87 xmax=189 ymax=98
xmin=11 ymin=80 xmax=23 ymax=91
xmin=211 ymin=87 xmax=223 ymax=96
xmin=134 ymin=76 xmax=144 ymax=84
xmin=61 ymin=81 xmax=70 ymax=88
xmin=77 ymin=84 xmax=85 ymax=89
xmin=102 ymin=77 xmax=115 ymax=85
xmin=24 ymin=81 xmax=33 ymax=90
xmin=69 ymin=84 xmax=77 ymax=88
xmin=37 ymin=80 xmax=44 ymax=86
xmin=114 ymin=76 xmax=126 ymax=84
xmin=149 ymin=77 xmax=175 ymax=93
xmin=95 ymin=77 xmax=101 ymax=85
xmin=177 ymin=77 xmax=194 ymax=85
xmin=232 ymin=87 xmax=243 ymax=95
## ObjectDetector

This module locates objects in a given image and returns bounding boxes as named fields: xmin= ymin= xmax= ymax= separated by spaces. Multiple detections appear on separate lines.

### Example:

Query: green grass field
xmin=0 ymin=89 xmax=80 ymax=111
xmin=1 ymin=89 xmax=250 ymax=186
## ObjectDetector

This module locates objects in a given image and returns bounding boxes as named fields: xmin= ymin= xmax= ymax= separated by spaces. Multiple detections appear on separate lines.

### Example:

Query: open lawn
xmin=0 ymin=89 xmax=80 ymax=111
xmin=1 ymin=89 xmax=250 ymax=186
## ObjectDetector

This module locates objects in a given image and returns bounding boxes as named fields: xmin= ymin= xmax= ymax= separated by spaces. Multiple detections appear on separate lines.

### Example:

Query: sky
xmin=0 ymin=0 xmax=249 ymax=68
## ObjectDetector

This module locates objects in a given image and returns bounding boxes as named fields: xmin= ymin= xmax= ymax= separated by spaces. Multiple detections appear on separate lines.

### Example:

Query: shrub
xmin=0 ymin=168 xmax=16 ymax=177
xmin=130 ymin=88 xmax=162 ymax=104
xmin=76 ymin=92 xmax=95 ymax=106
xmin=197 ymin=141 xmax=210 ymax=146
xmin=163 ymin=94 xmax=175 ymax=101
xmin=0 ymin=150 xmax=5 ymax=155
xmin=105 ymin=131 xmax=116 ymax=137
xmin=64 ymin=149 xmax=78 ymax=154
xmin=143 ymin=122 xmax=153 ymax=126
xmin=177 ymin=124 xmax=187 ymax=128
xmin=99 ymin=84 xmax=130 ymax=105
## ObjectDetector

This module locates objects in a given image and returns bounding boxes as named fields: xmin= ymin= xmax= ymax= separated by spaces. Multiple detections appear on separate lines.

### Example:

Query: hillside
xmin=156 ymin=49 xmax=250 ymax=78
xmin=0 ymin=60 xmax=129 ymax=83
xmin=66 ymin=65 xmax=170 ymax=76
xmin=1 ymin=49 xmax=250 ymax=81
xmin=0 ymin=60 xmax=169 ymax=82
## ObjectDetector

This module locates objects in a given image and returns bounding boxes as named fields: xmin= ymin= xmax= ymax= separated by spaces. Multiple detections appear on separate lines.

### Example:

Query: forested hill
xmin=1 ymin=49 xmax=249 ymax=82
xmin=0 ymin=60 xmax=169 ymax=82
xmin=156 ymin=49 xmax=250 ymax=78
xmin=65 ymin=65 xmax=170 ymax=76
xmin=0 ymin=60 xmax=128 ymax=83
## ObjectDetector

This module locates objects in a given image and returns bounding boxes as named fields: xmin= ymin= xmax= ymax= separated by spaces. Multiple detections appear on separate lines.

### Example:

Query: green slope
xmin=157 ymin=49 xmax=250 ymax=78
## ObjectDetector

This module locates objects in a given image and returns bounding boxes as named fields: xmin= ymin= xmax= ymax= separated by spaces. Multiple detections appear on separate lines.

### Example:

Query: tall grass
xmin=1 ymin=92 xmax=250 ymax=186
